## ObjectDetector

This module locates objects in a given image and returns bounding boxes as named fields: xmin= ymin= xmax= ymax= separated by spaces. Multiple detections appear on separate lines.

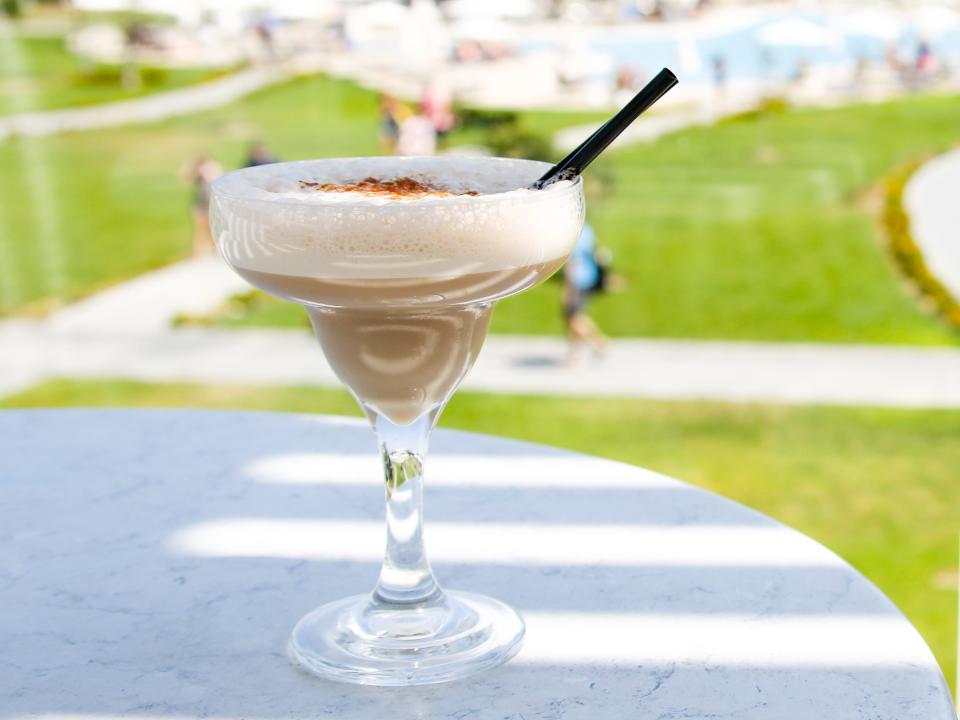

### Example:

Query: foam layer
xmin=210 ymin=156 xmax=584 ymax=279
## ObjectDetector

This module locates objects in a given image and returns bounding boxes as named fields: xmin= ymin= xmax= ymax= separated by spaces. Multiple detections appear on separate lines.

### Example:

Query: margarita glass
xmin=210 ymin=156 xmax=584 ymax=685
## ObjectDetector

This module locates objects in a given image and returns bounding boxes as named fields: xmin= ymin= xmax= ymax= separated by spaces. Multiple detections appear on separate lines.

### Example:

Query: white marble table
xmin=1 ymin=409 xmax=955 ymax=720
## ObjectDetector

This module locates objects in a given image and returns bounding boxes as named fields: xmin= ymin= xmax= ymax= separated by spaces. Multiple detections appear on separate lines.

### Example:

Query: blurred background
xmin=1 ymin=0 xmax=959 ymax=694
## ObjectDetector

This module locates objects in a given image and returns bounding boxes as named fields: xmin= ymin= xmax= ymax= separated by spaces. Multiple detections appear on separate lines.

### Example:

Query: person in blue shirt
xmin=563 ymin=222 xmax=608 ymax=363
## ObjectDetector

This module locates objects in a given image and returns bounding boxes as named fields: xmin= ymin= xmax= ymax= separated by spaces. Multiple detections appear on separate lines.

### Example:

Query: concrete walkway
xmin=2 ymin=257 xmax=960 ymax=408
xmin=7 ymin=324 xmax=960 ymax=408
xmin=0 ymin=63 xmax=299 ymax=141
xmin=554 ymin=92 xmax=757 ymax=153
xmin=904 ymin=148 xmax=960 ymax=303
xmin=45 ymin=257 xmax=249 ymax=335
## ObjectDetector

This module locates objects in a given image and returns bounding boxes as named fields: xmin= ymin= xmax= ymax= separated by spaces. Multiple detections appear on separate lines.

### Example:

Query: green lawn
xmin=2 ymin=67 xmax=959 ymax=344
xmin=0 ymin=74 xmax=380 ymax=313
xmin=582 ymin=100 xmax=960 ymax=344
xmin=217 ymin=96 xmax=960 ymax=345
xmin=3 ymin=378 xmax=957 ymax=691
xmin=0 ymin=34 xmax=229 ymax=115
xmin=0 ymin=72 xmax=601 ymax=316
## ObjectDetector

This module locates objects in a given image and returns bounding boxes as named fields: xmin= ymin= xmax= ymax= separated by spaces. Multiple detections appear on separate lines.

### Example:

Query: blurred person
xmin=563 ymin=222 xmax=608 ymax=364
xmin=481 ymin=41 xmax=513 ymax=61
xmin=613 ymin=64 xmax=640 ymax=104
xmin=124 ymin=19 xmax=156 ymax=50
xmin=790 ymin=59 xmax=809 ymax=88
xmin=455 ymin=40 xmax=482 ymax=64
xmin=255 ymin=17 xmax=277 ymax=59
xmin=180 ymin=155 xmax=223 ymax=257
xmin=885 ymin=42 xmax=904 ymax=83
xmin=244 ymin=141 xmax=279 ymax=168
xmin=854 ymin=55 xmax=869 ymax=84
xmin=915 ymin=40 xmax=937 ymax=76
xmin=616 ymin=65 xmax=638 ymax=92
xmin=396 ymin=108 xmax=437 ymax=156
xmin=379 ymin=94 xmax=402 ymax=153
xmin=712 ymin=54 xmax=727 ymax=97
xmin=421 ymin=84 xmax=455 ymax=142
xmin=120 ymin=19 xmax=154 ymax=91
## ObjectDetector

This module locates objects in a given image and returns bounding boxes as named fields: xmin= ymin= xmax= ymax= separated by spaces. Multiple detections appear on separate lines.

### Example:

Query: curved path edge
xmin=903 ymin=148 xmax=960 ymax=304
xmin=0 ymin=62 xmax=302 ymax=141
xmin=1 ymin=255 xmax=960 ymax=409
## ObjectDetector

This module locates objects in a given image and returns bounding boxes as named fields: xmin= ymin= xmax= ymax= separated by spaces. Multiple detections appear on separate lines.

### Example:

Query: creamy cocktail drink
xmin=209 ymin=156 xmax=584 ymax=686
xmin=213 ymin=157 xmax=582 ymax=425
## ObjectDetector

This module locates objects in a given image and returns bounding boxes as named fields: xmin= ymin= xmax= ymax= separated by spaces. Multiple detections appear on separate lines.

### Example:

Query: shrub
xmin=720 ymin=96 xmax=790 ymax=125
xmin=881 ymin=161 xmax=960 ymax=330
xmin=457 ymin=108 xmax=553 ymax=161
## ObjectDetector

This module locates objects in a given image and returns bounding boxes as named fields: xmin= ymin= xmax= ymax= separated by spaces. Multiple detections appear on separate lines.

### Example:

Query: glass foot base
xmin=289 ymin=590 xmax=525 ymax=686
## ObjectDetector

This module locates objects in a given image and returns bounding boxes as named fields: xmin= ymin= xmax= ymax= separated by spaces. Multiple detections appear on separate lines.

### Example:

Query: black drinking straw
xmin=532 ymin=68 xmax=679 ymax=189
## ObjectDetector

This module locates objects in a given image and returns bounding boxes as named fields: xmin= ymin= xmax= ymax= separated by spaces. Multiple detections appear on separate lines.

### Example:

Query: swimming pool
xmin=520 ymin=8 xmax=960 ymax=86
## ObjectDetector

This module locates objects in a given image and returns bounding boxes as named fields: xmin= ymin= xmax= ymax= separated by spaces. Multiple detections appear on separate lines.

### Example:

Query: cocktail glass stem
xmin=370 ymin=409 xmax=441 ymax=606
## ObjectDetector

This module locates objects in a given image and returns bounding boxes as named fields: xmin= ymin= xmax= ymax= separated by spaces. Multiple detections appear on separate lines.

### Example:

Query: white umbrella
xmin=344 ymin=1 xmax=410 ymax=48
xmin=910 ymin=6 xmax=960 ymax=40
xmin=443 ymin=0 xmax=537 ymax=21
xmin=758 ymin=18 xmax=844 ymax=49
xmin=344 ymin=1 xmax=449 ymax=72
xmin=837 ymin=10 xmax=901 ymax=41
xmin=269 ymin=0 xmax=341 ymax=22
xmin=449 ymin=19 xmax=513 ymax=42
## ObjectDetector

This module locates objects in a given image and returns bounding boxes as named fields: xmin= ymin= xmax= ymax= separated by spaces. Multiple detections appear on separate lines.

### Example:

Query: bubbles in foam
xmin=211 ymin=157 xmax=584 ymax=279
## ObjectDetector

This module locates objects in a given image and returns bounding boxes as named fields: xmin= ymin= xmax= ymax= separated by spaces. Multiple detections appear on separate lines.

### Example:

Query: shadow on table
xmin=2 ymin=410 xmax=955 ymax=719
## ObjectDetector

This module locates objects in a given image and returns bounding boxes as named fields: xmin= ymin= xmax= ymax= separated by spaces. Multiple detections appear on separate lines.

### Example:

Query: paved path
xmin=1 ymin=60 xmax=956 ymax=409
xmin=0 ymin=256 xmax=247 ymax=396
xmin=2 ymin=258 xmax=960 ymax=408
xmin=554 ymin=91 xmax=757 ymax=153
xmin=0 ymin=64 xmax=297 ymax=141
xmin=555 ymin=105 xmax=717 ymax=154
xmin=45 ymin=257 xmax=249 ymax=335
xmin=904 ymin=148 xmax=960 ymax=302
xmin=6 ymin=324 xmax=960 ymax=408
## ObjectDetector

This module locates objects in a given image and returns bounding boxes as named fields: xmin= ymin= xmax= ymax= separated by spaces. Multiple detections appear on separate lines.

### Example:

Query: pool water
xmin=520 ymin=9 xmax=960 ymax=86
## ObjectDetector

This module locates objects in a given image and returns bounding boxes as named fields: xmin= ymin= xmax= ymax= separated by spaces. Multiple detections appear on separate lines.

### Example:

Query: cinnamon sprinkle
xmin=298 ymin=176 xmax=479 ymax=200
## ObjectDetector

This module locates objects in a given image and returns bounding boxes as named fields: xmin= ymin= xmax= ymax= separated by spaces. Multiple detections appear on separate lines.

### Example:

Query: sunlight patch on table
xmin=169 ymin=519 xmax=843 ymax=567
xmin=243 ymin=452 xmax=679 ymax=489
xmin=518 ymin=612 xmax=936 ymax=668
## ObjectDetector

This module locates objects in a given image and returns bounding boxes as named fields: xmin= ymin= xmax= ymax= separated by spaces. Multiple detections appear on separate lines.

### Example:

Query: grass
xmin=0 ymin=71 xmax=603 ymax=316
xmin=881 ymin=160 xmax=960 ymax=329
xmin=0 ymin=74 xmax=381 ymax=314
xmin=580 ymin=99 xmax=960 ymax=344
xmin=0 ymin=34 xmax=229 ymax=116
xmin=2 ymin=377 xmax=957 ymax=691
xmin=2 ymin=65 xmax=959 ymax=344
xmin=217 ymin=95 xmax=960 ymax=345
